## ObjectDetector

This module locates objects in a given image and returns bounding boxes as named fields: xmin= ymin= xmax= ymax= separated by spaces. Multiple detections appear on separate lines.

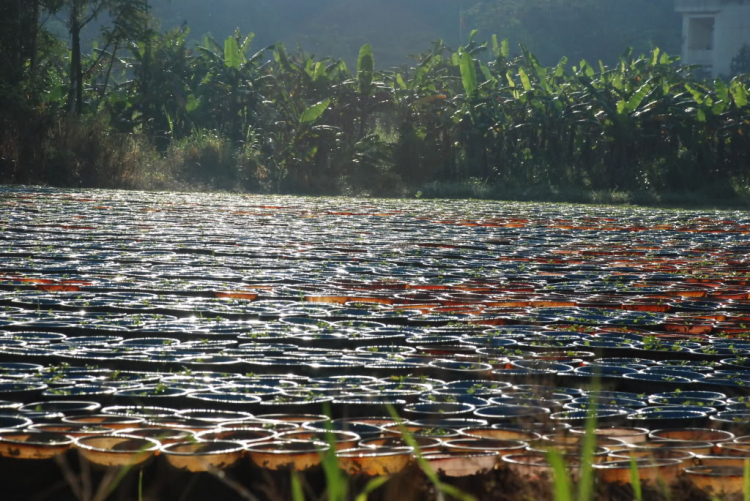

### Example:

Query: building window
xmin=688 ymin=17 xmax=715 ymax=51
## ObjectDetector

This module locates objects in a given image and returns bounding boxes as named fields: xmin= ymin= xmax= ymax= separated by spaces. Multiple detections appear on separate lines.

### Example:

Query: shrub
xmin=42 ymin=117 xmax=160 ymax=189
xmin=162 ymin=130 xmax=236 ymax=190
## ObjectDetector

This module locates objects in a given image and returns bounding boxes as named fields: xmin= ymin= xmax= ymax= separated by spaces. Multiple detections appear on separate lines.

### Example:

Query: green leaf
xmin=579 ymin=59 xmax=594 ymax=78
xmin=186 ymin=94 xmax=200 ymax=113
xmin=650 ymin=47 xmax=661 ymax=66
xmin=460 ymin=51 xmax=478 ymax=97
xmin=274 ymin=44 xmax=293 ymax=72
xmin=304 ymin=146 xmax=318 ymax=162
xmin=520 ymin=43 xmax=540 ymax=69
xmin=685 ymin=83 xmax=704 ymax=104
xmin=713 ymin=101 xmax=727 ymax=115
xmin=480 ymin=63 xmax=494 ymax=83
xmin=715 ymin=78 xmax=729 ymax=103
xmin=518 ymin=67 xmax=532 ymax=91
xmin=45 ymin=85 xmax=67 ymax=104
xmin=576 ymin=375 xmax=600 ymax=501
xmin=320 ymin=404 xmax=348 ymax=501
xmin=291 ymin=471 xmax=305 ymax=501
xmin=357 ymin=44 xmax=375 ymax=95
xmin=396 ymin=73 xmax=407 ymax=90
xmin=299 ymin=99 xmax=331 ymax=123
xmin=554 ymin=57 xmax=568 ymax=78
xmin=304 ymin=58 xmax=315 ymax=78
xmin=547 ymin=450 xmax=572 ymax=501
xmin=612 ymin=74 xmax=624 ymax=90
xmin=629 ymin=456 xmax=643 ymax=501
xmin=240 ymin=33 xmax=255 ymax=53
xmin=385 ymin=404 xmax=476 ymax=501
xmin=535 ymin=66 xmax=551 ymax=93
xmin=501 ymin=39 xmax=510 ymax=59
xmin=625 ymin=83 xmax=651 ymax=114
xmin=354 ymin=477 xmax=390 ymax=501
xmin=163 ymin=107 xmax=173 ymax=135
xmin=505 ymin=71 xmax=516 ymax=88
xmin=224 ymin=37 xmax=241 ymax=69
xmin=491 ymin=35 xmax=500 ymax=58
xmin=731 ymin=78 xmax=749 ymax=107
xmin=413 ymin=56 xmax=433 ymax=88
xmin=616 ymin=99 xmax=627 ymax=115
xmin=312 ymin=62 xmax=326 ymax=83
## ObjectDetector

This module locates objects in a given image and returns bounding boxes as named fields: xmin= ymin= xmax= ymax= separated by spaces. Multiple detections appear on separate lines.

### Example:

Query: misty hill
xmin=149 ymin=0 xmax=681 ymax=68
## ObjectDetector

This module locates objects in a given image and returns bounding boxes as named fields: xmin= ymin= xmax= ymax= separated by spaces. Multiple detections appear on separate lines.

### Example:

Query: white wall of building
xmin=677 ymin=0 xmax=750 ymax=77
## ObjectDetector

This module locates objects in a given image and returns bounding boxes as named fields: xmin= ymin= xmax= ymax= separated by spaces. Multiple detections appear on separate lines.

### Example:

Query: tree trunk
xmin=28 ymin=0 xmax=40 ymax=89
xmin=68 ymin=3 xmax=83 ymax=115
xmin=141 ymin=18 xmax=151 ymax=131
xmin=2 ymin=0 xmax=23 ymax=88
xmin=97 ymin=42 xmax=119 ymax=110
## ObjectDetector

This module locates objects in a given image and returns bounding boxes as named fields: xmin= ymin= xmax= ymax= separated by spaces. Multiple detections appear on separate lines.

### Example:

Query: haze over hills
xmin=148 ymin=0 xmax=681 ymax=68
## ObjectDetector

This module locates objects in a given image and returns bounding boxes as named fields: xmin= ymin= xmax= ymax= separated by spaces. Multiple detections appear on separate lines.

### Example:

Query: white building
xmin=675 ymin=0 xmax=750 ymax=77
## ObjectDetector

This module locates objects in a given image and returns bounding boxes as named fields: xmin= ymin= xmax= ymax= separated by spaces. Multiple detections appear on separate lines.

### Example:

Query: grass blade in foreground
xmin=629 ymin=455 xmax=642 ymax=501
xmin=547 ymin=449 xmax=572 ymax=501
xmin=354 ymin=477 xmax=390 ymax=501
xmin=321 ymin=403 xmax=348 ymax=501
xmin=291 ymin=471 xmax=305 ymax=501
xmin=385 ymin=404 xmax=476 ymax=501
xmin=577 ymin=373 xmax=601 ymax=501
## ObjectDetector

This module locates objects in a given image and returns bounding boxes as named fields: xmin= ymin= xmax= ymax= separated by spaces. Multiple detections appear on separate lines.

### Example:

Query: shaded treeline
xmin=1 ymin=2 xmax=749 ymax=198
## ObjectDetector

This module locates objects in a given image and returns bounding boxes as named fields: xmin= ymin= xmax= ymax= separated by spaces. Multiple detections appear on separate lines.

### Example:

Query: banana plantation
xmin=1 ymin=4 xmax=749 ymax=198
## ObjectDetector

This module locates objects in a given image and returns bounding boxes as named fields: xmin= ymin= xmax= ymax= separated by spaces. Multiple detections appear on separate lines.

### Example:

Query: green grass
xmin=548 ymin=449 xmax=572 ymax=501
xmin=385 ymin=403 xmax=476 ymax=501
xmin=629 ymin=456 xmax=643 ymax=501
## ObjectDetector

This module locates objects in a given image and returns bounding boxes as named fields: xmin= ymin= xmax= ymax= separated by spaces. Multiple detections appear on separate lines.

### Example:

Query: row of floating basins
xmin=1 ymin=187 xmax=750 ymax=493
xmin=3 ymin=397 xmax=750 ymax=491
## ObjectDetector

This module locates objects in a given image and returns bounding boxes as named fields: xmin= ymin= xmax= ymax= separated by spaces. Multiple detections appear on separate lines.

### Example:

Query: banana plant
xmin=193 ymin=30 xmax=272 ymax=145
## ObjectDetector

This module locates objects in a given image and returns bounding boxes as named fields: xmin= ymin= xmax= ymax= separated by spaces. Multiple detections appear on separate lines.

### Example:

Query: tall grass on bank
xmin=4 ymin=114 xmax=749 ymax=209
xmin=0 ymin=119 xmax=264 ymax=192
xmin=417 ymin=179 xmax=750 ymax=209
xmin=0 ymin=117 xmax=173 ymax=190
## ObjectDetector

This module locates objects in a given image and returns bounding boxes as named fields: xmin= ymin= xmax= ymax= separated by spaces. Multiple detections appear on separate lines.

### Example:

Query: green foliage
xmin=223 ymin=37 xmax=242 ymax=69
xmin=357 ymin=44 xmax=375 ymax=95
xmin=460 ymin=51 xmax=478 ymax=97
xmin=629 ymin=456 xmax=643 ymax=501
xmin=547 ymin=449 xmax=572 ymax=501
xmin=577 ymin=375 xmax=600 ymax=501
xmin=385 ymin=404 xmax=476 ymax=501
xmin=354 ymin=477 xmax=390 ymax=501
xmin=291 ymin=471 xmax=305 ymax=501
xmin=2 ymin=2 xmax=750 ymax=199
xmin=299 ymin=99 xmax=331 ymax=124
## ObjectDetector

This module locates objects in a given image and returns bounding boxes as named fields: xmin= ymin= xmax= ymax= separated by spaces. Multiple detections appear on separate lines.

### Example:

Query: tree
xmin=56 ymin=0 xmax=151 ymax=114
xmin=731 ymin=44 xmax=750 ymax=77
xmin=465 ymin=0 xmax=680 ymax=66
xmin=0 ymin=0 xmax=63 ymax=108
